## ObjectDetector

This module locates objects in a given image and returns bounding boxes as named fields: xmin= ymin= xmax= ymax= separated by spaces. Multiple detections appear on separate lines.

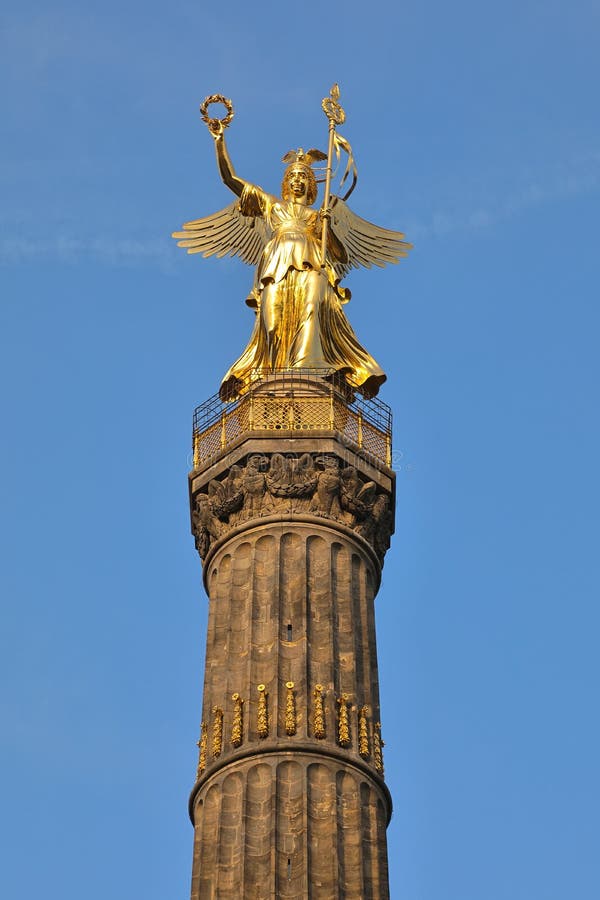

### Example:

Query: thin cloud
xmin=2 ymin=153 xmax=598 ymax=267
xmin=0 ymin=235 xmax=178 ymax=270
xmin=402 ymin=151 xmax=600 ymax=240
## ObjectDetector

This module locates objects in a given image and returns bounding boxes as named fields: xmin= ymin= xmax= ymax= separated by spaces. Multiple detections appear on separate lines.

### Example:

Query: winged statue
xmin=173 ymin=92 xmax=411 ymax=401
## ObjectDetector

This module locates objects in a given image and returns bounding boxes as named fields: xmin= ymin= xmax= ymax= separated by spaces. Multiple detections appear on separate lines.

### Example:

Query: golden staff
xmin=320 ymin=84 xmax=346 ymax=267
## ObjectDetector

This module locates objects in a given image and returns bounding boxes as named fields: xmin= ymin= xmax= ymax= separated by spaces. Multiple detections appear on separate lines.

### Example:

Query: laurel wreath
xmin=265 ymin=474 xmax=318 ymax=498
xmin=321 ymin=95 xmax=345 ymax=126
xmin=200 ymin=94 xmax=234 ymax=130
xmin=340 ymin=486 xmax=371 ymax=520
xmin=212 ymin=490 xmax=243 ymax=519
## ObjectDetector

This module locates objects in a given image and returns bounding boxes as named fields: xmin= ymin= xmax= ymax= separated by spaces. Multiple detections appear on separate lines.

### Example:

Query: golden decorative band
xmin=203 ymin=686 xmax=382 ymax=775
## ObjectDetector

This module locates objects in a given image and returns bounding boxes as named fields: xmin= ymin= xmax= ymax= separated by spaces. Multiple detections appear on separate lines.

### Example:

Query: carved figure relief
xmin=208 ymin=464 xmax=244 ymax=518
xmin=191 ymin=493 xmax=222 ymax=559
xmin=340 ymin=466 xmax=377 ymax=519
xmin=192 ymin=452 xmax=393 ymax=564
xmin=310 ymin=455 xmax=342 ymax=518
xmin=266 ymin=453 xmax=317 ymax=500
xmin=357 ymin=494 xmax=393 ymax=561
xmin=242 ymin=455 xmax=270 ymax=517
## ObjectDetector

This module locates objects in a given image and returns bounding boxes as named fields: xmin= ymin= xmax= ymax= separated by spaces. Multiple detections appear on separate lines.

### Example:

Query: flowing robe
xmin=220 ymin=183 xmax=386 ymax=401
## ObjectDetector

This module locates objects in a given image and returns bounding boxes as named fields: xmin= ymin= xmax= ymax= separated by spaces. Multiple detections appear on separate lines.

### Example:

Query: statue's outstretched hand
xmin=207 ymin=119 xmax=224 ymax=139
xmin=200 ymin=95 xmax=233 ymax=139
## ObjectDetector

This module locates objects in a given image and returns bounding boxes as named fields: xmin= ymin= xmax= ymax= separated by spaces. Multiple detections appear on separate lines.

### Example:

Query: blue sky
xmin=1 ymin=1 xmax=599 ymax=897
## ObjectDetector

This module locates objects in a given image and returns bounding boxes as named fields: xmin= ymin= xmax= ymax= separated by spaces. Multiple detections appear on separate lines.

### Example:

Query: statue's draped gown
xmin=220 ymin=183 xmax=386 ymax=401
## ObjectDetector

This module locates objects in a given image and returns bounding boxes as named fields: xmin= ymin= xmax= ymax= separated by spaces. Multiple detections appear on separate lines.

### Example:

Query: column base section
xmin=189 ymin=750 xmax=391 ymax=900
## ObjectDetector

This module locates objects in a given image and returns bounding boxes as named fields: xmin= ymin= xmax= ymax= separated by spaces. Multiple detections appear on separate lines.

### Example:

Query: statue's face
xmin=287 ymin=167 xmax=309 ymax=201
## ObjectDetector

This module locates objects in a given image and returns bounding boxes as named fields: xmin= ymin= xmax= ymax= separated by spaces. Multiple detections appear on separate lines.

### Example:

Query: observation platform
xmin=191 ymin=369 xmax=393 ymax=471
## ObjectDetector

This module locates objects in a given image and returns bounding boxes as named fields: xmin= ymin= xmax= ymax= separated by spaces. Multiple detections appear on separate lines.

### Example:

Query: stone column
xmin=188 ymin=378 xmax=394 ymax=899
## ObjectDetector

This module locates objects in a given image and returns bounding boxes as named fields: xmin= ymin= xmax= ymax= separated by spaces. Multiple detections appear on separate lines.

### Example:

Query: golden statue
xmin=173 ymin=87 xmax=411 ymax=400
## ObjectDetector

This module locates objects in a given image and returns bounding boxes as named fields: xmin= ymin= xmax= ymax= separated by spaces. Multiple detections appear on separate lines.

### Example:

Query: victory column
xmin=173 ymin=86 xmax=411 ymax=898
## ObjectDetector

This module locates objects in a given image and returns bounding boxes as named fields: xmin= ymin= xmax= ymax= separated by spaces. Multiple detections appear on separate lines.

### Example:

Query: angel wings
xmin=171 ymin=194 xmax=411 ymax=280
xmin=327 ymin=197 xmax=411 ymax=279
xmin=172 ymin=200 xmax=269 ymax=268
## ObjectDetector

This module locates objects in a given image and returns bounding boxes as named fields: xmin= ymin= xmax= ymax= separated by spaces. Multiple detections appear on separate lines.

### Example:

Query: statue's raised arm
xmin=172 ymin=90 xmax=412 ymax=401
xmin=172 ymin=97 xmax=272 ymax=267
xmin=207 ymin=118 xmax=246 ymax=199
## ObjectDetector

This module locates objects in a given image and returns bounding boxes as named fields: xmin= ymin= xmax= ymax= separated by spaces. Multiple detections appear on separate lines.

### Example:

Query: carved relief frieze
xmin=192 ymin=452 xmax=393 ymax=564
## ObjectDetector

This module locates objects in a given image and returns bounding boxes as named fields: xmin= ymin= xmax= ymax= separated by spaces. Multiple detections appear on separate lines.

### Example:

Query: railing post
xmin=220 ymin=411 xmax=227 ymax=449
xmin=386 ymin=432 xmax=392 ymax=467
xmin=248 ymin=394 xmax=254 ymax=430
xmin=329 ymin=384 xmax=335 ymax=430
xmin=357 ymin=410 xmax=363 ymax=449
xmin=193 ymin=433 xmax=199 ymax=469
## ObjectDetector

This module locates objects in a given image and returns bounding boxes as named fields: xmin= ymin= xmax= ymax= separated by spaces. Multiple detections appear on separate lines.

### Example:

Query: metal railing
xmin=192 ymin=370 xmax=392 ymax=469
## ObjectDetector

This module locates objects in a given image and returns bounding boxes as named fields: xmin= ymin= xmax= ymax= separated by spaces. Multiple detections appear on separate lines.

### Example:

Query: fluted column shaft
xmin=191 ymin=521 xmax=390 ymax=899
xmin=188 ymin=379 xmax=395 ymax=899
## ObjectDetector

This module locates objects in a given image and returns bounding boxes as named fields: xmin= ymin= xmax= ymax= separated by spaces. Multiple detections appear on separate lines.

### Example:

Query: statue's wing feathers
xmin=234 ymin=225 xmax=266 ymax=264
xmin=172 ymin=201 xmax=270 ymax=267
xmin=329 ymin=197 xmax=412 ymax=278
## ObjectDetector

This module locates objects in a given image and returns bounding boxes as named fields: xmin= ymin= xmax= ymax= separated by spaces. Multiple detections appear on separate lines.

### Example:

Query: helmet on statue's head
xmin=280 ymin=148 xmax=326 ymax=205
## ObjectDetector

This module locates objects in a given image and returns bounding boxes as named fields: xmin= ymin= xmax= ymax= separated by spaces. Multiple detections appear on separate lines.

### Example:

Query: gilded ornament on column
xmin=373 ymin=721 xmax=385 ymax=775
xmin=212 ymin=706 xmax=224 ymax=758
xmin=196 ymin=720 xmax=208 ymax=777
xmin=358 ymin=705 xmax=370 ymax=759
xmin=230 ymin=692 xmax=244 ymax=748
xmin=285 ymin=681 xmax=297 ymax=736
xmin=257 ymin=684 xmax=269 ymax=738
xmin=337 ymin=694 xmax=351 ymax=748
xmin=313 ymin=684 xmax=326 ymax=739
